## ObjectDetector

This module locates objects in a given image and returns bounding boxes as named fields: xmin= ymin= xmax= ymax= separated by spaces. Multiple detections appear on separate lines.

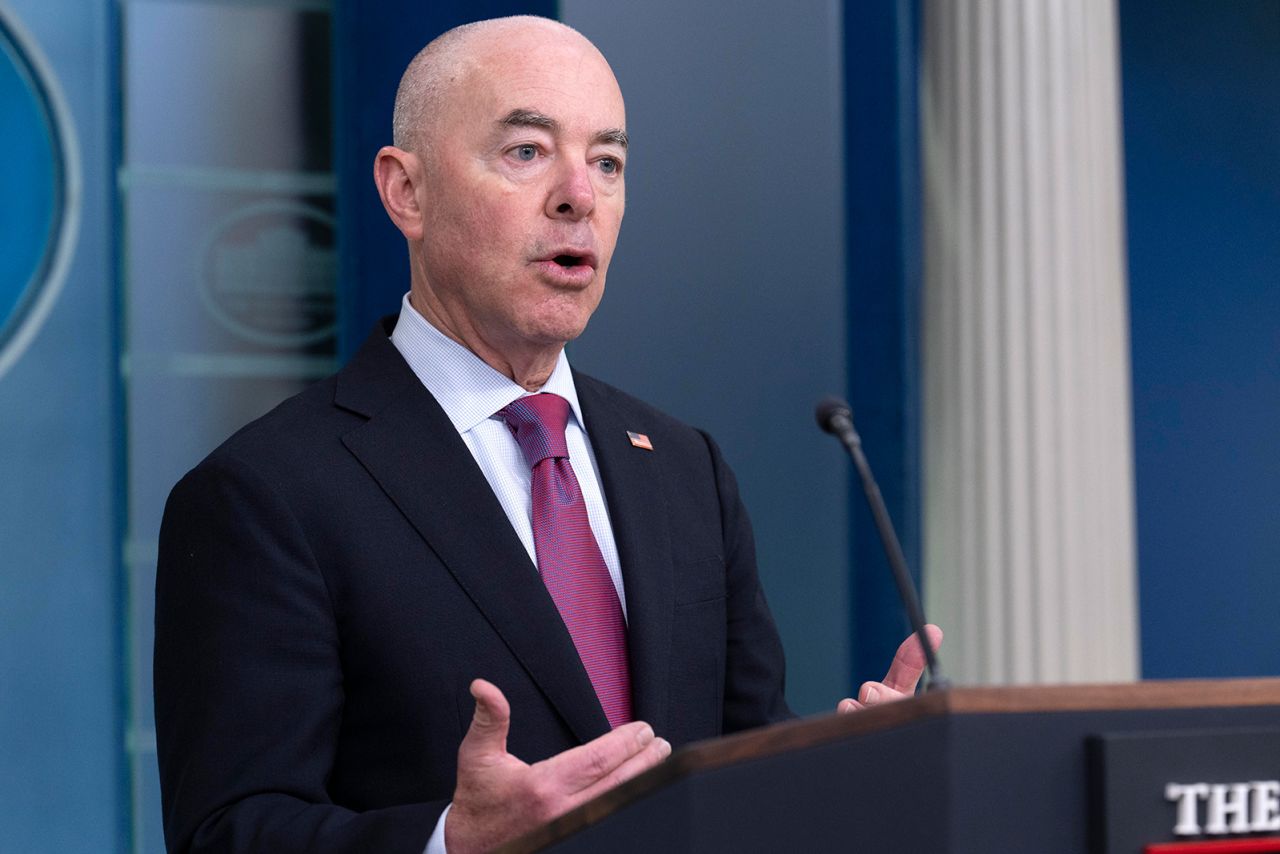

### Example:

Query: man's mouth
xmin=532 ymin=247 xmax=599 ymax=286
xmin=540 ymin=249 xmax=598 ymax=270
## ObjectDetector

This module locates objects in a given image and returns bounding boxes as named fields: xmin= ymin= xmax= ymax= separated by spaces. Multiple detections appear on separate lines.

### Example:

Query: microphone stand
xmin=817 ymin=397 xmax=949 ymax=692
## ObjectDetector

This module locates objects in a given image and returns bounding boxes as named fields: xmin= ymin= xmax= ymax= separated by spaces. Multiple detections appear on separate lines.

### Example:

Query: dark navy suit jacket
xmin=154 ymin=319 xmax=792 ymax=853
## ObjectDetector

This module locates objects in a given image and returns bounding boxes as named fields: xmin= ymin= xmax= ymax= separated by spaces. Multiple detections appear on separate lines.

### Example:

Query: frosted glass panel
xmin=125 ymin=4 xmax=331 ymax=172
xmin=120 ymin=3 xmax=335 ymax=851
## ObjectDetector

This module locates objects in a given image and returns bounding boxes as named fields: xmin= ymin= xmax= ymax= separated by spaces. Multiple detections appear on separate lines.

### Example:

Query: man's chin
xmin=519 ymin=305 xmax=595 ymax=348
xmin=522 ymin=321 xmax=589 ymax=350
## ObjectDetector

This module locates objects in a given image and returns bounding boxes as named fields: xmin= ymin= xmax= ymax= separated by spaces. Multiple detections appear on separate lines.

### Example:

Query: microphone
xmin=815 ymin=396 xmax=949 ymax=692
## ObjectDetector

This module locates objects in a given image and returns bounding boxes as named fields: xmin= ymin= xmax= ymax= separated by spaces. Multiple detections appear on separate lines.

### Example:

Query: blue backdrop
xmin=1120 ymin=0 xmax=1280 ymax=678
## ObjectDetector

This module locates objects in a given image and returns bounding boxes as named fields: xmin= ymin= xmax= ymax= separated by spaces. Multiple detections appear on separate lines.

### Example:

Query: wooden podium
xmin=502 ymin=679 xmax=1280 ymax=854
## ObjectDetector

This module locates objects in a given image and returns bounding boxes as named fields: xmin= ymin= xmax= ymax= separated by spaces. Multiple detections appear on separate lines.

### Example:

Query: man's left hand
xmin=836 ymin=624 xmax=944 ymax=713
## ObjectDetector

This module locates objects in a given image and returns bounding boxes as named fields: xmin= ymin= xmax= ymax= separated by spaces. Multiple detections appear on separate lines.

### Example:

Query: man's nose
xmin=546 ymin=159 xmax=595 ymax=221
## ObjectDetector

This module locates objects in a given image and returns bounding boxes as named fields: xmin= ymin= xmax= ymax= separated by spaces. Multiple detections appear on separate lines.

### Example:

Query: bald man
xmin=154 ymin=16 xmax=938 ymax=854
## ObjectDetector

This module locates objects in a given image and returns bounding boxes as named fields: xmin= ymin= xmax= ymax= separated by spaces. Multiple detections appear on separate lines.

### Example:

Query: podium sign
xmin=1091 ymin=728 xmax=1280 ymax=853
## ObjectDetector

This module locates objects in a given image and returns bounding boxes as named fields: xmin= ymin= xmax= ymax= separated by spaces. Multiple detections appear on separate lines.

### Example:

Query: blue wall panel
xmin=843 ymin=0 xmax=925 ymax=686
xmin=0 ymin=2 xmax=123 ymax=851
xmin=1120 ymin=0 xmax=1280 ymax=678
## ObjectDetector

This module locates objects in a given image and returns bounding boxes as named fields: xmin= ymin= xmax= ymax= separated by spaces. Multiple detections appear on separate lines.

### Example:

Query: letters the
xmin=1166 ymin=780 xmax=1280 ymax=836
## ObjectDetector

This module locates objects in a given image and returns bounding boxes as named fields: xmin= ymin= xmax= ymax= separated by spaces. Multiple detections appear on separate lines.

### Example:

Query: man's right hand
xmin=445 ymin=679 xmax=672 ymax=853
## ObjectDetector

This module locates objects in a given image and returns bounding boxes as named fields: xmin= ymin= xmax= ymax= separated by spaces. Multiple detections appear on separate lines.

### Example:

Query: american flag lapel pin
xmin=626 ymin=430 xmax=653 ymax=451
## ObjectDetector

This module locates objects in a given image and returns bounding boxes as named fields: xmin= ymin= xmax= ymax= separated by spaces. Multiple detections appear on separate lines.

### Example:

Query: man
xmin=154 ymin=15 xmax=940 ymax=854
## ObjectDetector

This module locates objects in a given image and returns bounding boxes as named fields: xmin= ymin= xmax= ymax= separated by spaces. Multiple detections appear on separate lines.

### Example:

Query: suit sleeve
xmin=700 ymin=431 xmax=796 ymax=731
xmin=153 ymin=453 xmax=445 ymax=853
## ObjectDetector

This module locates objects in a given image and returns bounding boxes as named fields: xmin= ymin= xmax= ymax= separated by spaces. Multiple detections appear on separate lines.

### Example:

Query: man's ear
xmin=373 ymin=146 xmax=425 ymax=240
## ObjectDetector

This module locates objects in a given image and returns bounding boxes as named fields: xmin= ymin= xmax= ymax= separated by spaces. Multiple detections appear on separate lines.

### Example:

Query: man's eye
xmin=513 ymin=145 xmax=538 ymax=161
xmin=599 ymin=157 xmax=620 ymax=175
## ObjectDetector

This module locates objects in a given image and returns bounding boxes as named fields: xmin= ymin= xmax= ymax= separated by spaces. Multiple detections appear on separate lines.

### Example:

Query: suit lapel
xmin=335 ymin=328 xmax=610 ymax=744
xmin=575 ymin=374 xmax=674 ymax=737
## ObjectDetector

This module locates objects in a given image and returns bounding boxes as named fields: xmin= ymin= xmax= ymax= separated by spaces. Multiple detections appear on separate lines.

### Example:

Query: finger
xmin=459 ymin=678 xmax=511 ymax=760
xmin=539 ymin=721 xmax=656 ymax=793
xmin=836 ymin=698 xmax=863 ymax=714
xmin=569 ymin=733 xmax=672 ymax=804
xmin=881 ymin=624 xmax=944 ymax=694
xmin=858 ymin=680 xmax=909 ymax=706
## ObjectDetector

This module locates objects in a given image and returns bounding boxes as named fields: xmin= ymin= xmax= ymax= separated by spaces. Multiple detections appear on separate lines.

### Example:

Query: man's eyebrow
xmin=594 ymin=128 xmax=629 ymax=149
xmin=500 ymin=109 xmax=557 ymax=130
xmin=498 ymin=109 xmax=628 ymax=149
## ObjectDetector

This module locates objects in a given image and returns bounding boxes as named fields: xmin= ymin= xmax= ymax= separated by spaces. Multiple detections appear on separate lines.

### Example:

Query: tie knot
xmin=499 ymin=393 xmax=571 ymax=466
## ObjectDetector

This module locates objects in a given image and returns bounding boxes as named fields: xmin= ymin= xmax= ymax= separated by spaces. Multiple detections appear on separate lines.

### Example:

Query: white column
xmin=920 ymin=0 xmax=1138 ymax=684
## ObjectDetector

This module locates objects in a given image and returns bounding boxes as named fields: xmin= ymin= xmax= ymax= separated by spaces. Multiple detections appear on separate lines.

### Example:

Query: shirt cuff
xmin=424 ymin=802 xmax=452 ymax=854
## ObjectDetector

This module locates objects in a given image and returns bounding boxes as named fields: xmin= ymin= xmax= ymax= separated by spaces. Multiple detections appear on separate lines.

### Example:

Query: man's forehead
xmin=465 ymin=26 xmax=612 ymax=81
xmin=422 ymin=26 xmax=626 ymax=148
xmin=468 ymin=30 xmax=622 ymax=98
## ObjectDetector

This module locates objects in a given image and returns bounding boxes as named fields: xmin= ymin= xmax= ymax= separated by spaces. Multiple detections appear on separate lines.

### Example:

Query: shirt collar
xmin=388 ymin=293 xmax=586 ymax=435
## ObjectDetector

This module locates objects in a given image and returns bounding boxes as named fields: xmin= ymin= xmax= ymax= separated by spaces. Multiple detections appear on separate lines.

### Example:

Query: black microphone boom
xmin=815 ymin=395 xmax=949 ymax=692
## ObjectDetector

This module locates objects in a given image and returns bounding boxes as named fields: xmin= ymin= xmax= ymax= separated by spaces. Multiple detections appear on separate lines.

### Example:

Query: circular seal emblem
xmin=196 ymin=200 xmax=337 ymax=349
xmin=0 ymin=8 xmax=79 ymax=379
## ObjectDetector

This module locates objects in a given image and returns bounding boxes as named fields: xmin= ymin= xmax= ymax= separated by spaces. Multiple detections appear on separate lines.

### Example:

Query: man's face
xmin=413 ymin=28 xmax=627 ymax=359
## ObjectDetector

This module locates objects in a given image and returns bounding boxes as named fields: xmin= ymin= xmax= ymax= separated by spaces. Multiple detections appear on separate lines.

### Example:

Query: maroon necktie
xmin=499 ymin=393 xmax=633 ymax=729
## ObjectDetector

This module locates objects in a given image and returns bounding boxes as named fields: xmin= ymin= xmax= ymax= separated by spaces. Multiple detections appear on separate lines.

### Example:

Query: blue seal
xmin=0 ymin=7 xmax=79 ymax=379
